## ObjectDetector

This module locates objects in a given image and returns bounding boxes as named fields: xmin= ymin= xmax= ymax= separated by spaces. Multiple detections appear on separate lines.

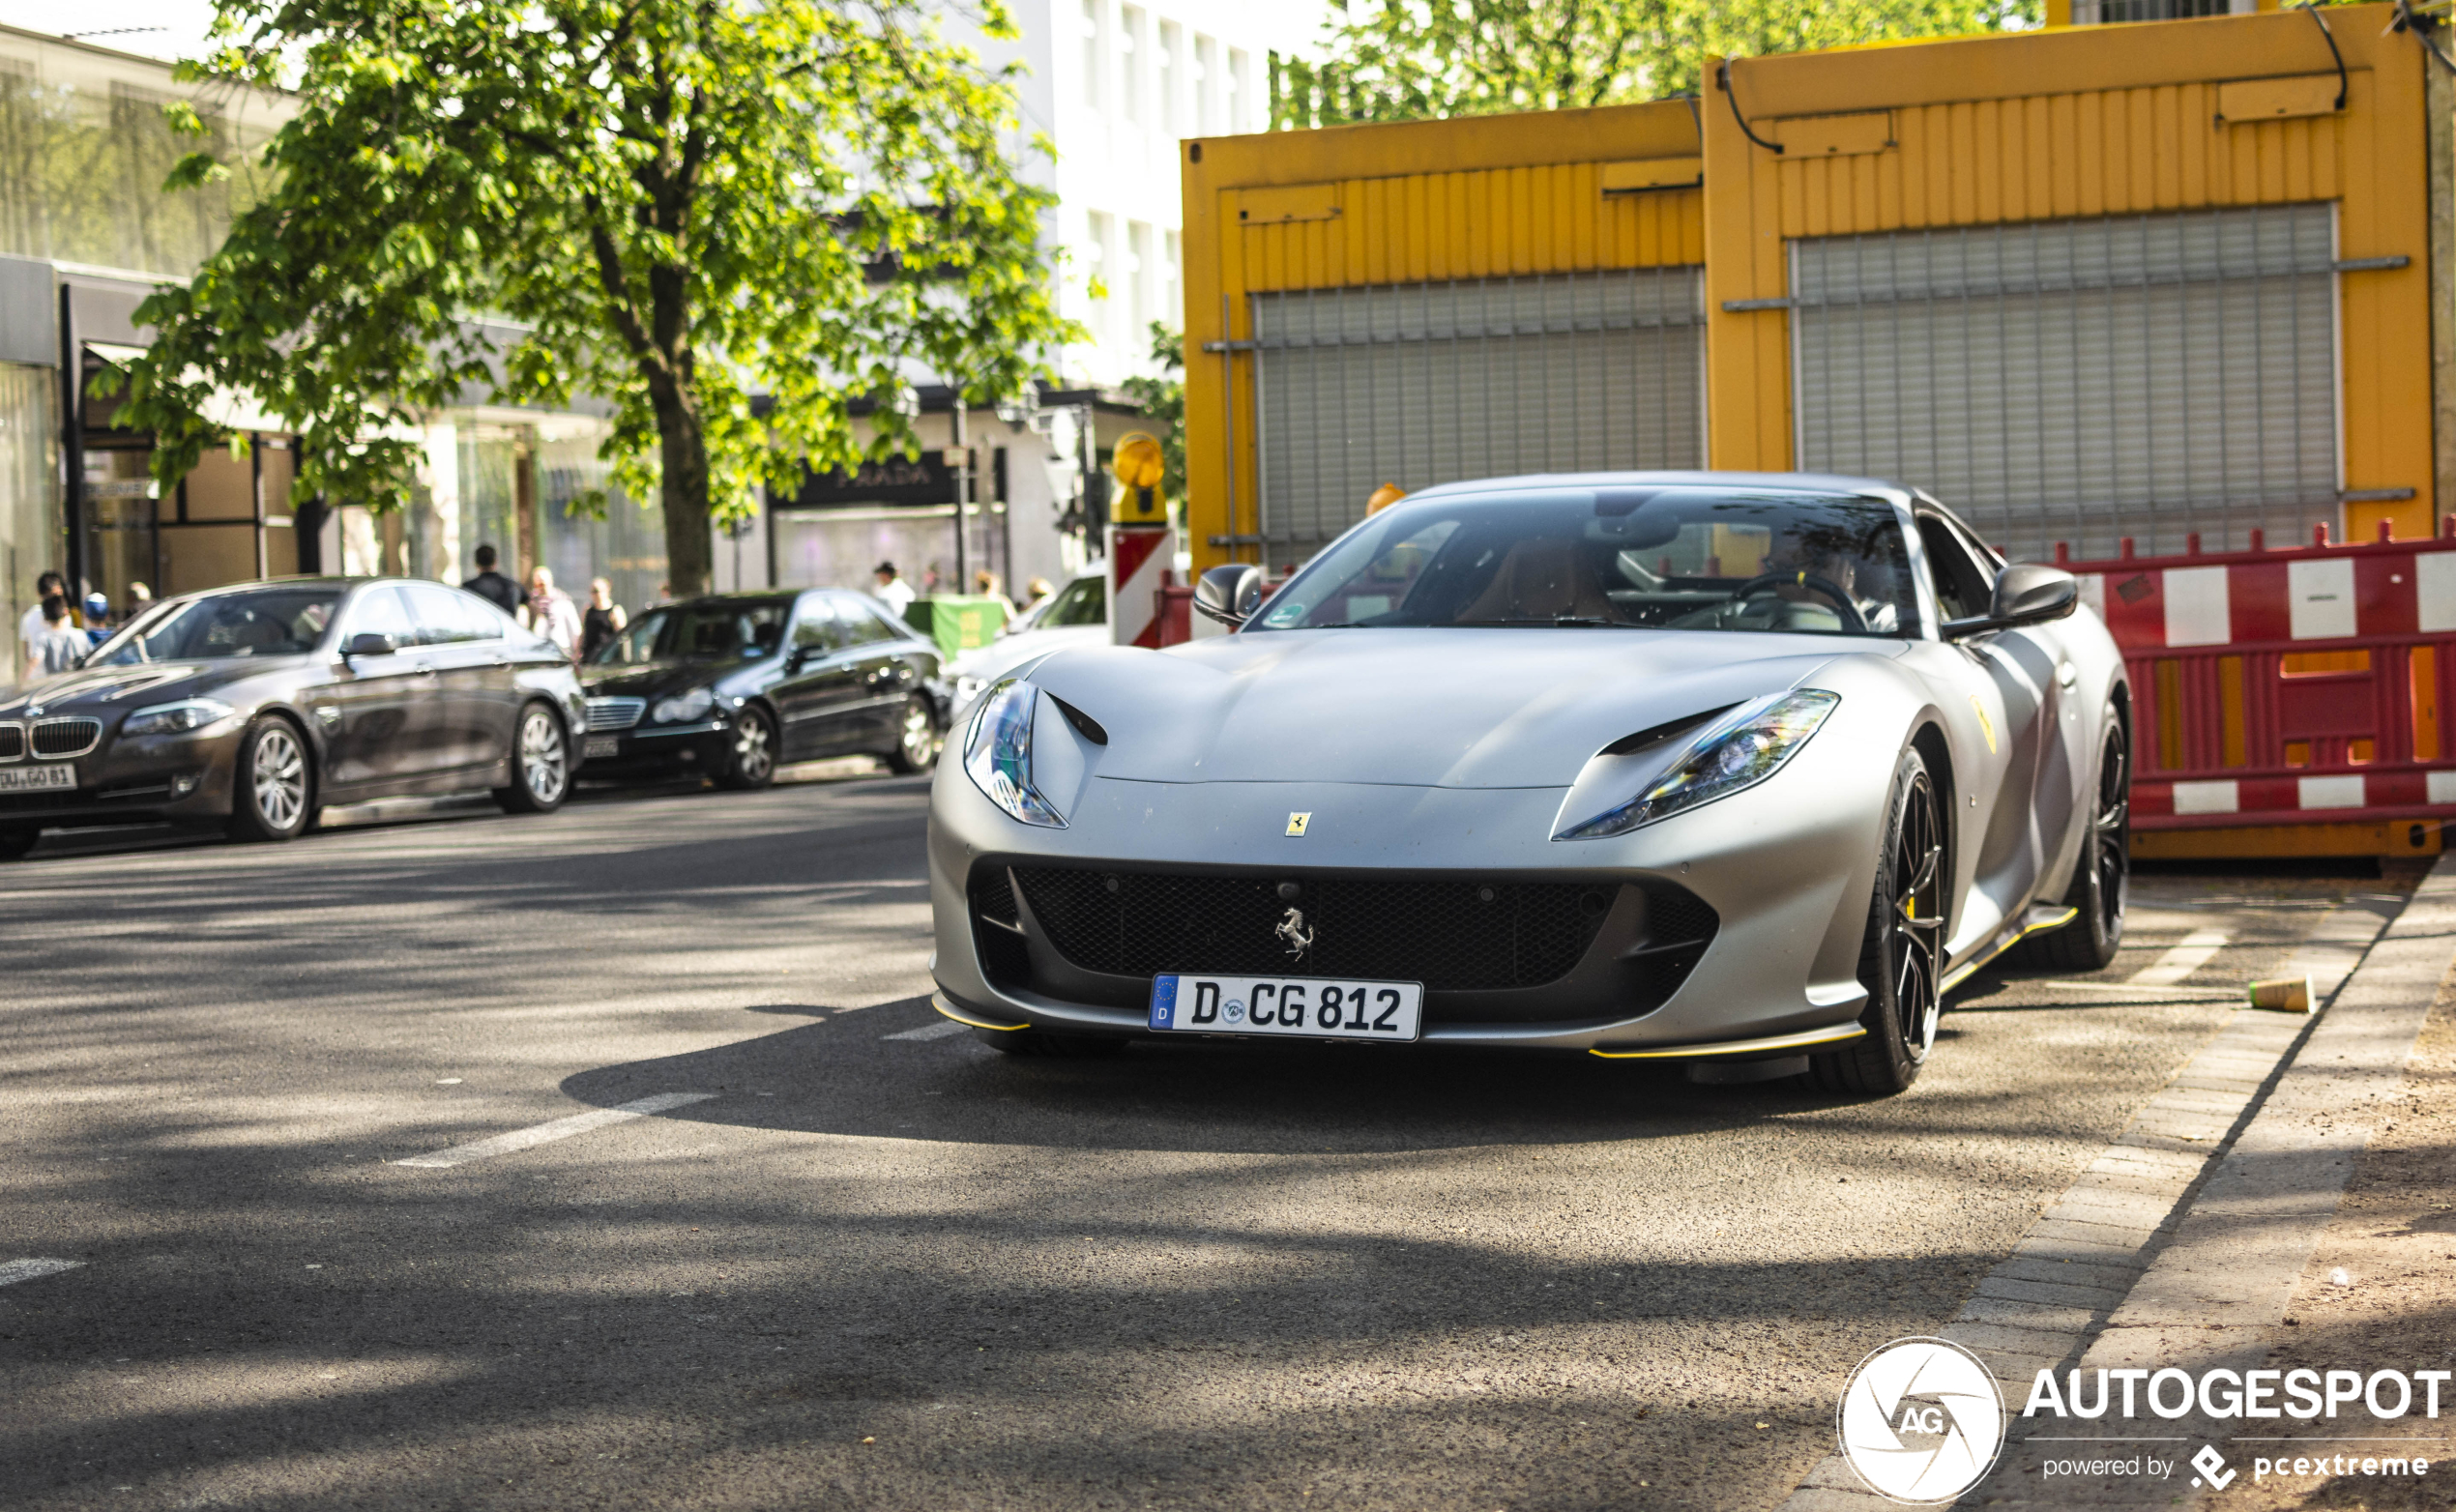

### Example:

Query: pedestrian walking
xmin=27 ymin=595 xmax=87 ymax=680
xmin=872 ymin=561 xmax=916 ymax=616
xmin=972 ymin=569 xmax=1018 ymax=625
xmin=82 ymin=592 xmax=112 ymax=646
xmin=580 ymin=577 xmax=628 ymax=662
xmin=1022 ymin=577 xmax=1054 ymax=613
xmin=526 ymin=567 xmax=584 ymax=660
xmin=462 ymin=544 xmax=522 ymax=615
xmin=18 ymin=570 xmax=66 ymax=657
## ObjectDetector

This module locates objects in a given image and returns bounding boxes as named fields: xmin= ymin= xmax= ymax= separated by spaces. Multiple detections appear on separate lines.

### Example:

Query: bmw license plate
xmin=0 ymin=764 xmax=74 ymax=793
xmin=583 ymin=736 xmax=620 ymax=761
xmin=1149 ymin=973 xmax=1423 ymax=1041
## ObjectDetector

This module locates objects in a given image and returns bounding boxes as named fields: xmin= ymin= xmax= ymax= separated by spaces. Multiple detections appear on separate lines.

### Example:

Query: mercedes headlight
xmin=651 ymin=687 xmax=716 ymax=723
xmin=1555 ymin=690 xmax=1839 ymax=839
xmin=962 ymin=679 xmax=1066 ymax=827
xmin=122 ymin=697 xmax=236 ymax=738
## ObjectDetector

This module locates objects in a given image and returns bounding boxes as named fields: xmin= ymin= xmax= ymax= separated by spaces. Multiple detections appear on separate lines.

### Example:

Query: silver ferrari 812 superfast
xmin=926 ymin=473 xmax=2129 ymax=1095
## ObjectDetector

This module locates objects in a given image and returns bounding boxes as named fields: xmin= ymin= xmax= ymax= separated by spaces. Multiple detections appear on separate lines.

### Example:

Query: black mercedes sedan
xmin=576 ymin=589 xmax=945 ymax=788
xmin=0 ymin=577 xmax=585 ymax=859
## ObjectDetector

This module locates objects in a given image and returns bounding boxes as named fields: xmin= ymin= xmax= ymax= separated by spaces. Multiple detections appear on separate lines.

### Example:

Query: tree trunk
xmin=655 ymin=382 xmax=714 ymax=598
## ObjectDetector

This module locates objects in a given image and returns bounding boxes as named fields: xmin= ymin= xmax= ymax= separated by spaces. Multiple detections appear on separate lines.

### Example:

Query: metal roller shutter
xmin=1790 ymin=204 xmax=2341 ymax=561
xmin=1251 ymin=268 xmax=1705 ymax=561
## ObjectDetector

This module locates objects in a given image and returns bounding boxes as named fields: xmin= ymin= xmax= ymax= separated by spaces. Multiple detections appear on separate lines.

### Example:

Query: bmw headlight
xmin=962 ymin=679 xmax=1066 ymax=827
xmin=651 ymin=687 xmax=716 ymax=723
xmin=122 ymin=697 xmax=236 ymax=738
xmin=1555 ymin=690 xmax=1839 ymax=839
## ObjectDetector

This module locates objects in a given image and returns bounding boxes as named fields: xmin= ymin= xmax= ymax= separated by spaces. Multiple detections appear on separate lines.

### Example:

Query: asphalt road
xmin=0 ymin=772 xmax=2414 ymax=1511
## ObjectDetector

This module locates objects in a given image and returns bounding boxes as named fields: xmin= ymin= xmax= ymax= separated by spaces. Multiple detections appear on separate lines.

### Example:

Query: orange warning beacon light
xmin=1365 ymin=482 xmax=1407 ymax=515
xmin=1112 ymin=432 xmax=1167 ymax=524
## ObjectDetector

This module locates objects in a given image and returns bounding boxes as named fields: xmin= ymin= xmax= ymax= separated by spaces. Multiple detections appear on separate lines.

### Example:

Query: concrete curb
xmin=1774 ymin=865 xmax=2454 ymax=1510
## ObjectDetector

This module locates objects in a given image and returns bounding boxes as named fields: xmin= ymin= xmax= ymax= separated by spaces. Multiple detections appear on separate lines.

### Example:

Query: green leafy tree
xmin=114 ymin=0 xmax=1071 ymax=596
xmin=1273 ymin=0 xmax=2041 ymax=128
xmin=1118 ymin=321 xmax=1184 ymax=505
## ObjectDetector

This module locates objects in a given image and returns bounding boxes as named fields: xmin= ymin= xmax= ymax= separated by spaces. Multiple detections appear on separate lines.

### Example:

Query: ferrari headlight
xmin=962 ymin=679 xmax=1066 ymax=828
xmin=1555 ymin=690 xmax=1839 ymax=839
xmin=122 ymin=697 xmax=236 ymax=738
xmin=652 ymin=687 xmax=716 ymax=723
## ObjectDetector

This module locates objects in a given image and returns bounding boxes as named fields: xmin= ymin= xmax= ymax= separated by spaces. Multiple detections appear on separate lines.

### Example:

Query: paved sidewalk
xmin=1778 ymin=857 xmax=2456 ymax=1510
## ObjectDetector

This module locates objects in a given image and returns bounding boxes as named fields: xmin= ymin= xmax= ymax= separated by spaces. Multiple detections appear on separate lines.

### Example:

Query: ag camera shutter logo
xmin=1837 ymin=1337 xmax=2007 ymax=1503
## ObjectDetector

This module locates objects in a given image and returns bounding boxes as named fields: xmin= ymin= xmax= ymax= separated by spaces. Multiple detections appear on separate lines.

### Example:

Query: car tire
xmin=1809 ymin=744 xmax=1944 ymax=1097
xmin=2006 ymin=710 xmax=2129 ymax=973
xmin=0 ymin=826 xmax=39 ymax=861
xmin=973 ymin=1028 xmax=1126 ymax=1058
xmin=225 ymin=715 xmax=315 ymax=843
xmin=718 ymin=705 xmax=777 ymax=791
xmin=493 ymin=702 xmax=571 ymax=814
xmin=884 ymin=694 xmax=939 ymax=775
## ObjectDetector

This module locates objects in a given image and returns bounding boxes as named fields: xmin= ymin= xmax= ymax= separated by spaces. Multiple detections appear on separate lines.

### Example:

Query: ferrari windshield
xmin=87 ymin=587 xmax=343 ymax=664
xmin=1252 ymin=487 xmax=1921 ymax=638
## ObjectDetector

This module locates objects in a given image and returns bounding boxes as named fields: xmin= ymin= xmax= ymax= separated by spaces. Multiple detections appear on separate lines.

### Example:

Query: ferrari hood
xmin=1027 ymin=628 xmax=1897 ymax=789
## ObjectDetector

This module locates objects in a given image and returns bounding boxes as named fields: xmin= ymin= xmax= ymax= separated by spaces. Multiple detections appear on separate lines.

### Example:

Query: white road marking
xmin=392 ymin=1092 xmax=714 ymax=1169
xmin=0 ymin=1258 xmax=82 ymax=1288
xmin=2127 ymin=928 xmax=2230 ymax=987
xmin=885 ymin=1020 xmax=967 ymax=1042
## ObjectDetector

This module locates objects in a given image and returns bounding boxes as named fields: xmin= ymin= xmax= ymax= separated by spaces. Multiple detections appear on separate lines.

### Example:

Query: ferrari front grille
xmin=0 ymin=722 xmax=21 ymax=760
xmin=31 ymin=717 xmax=101 ymax=758
xmin=584 ymin=697 xmax=646 ymax=732
xmin=1009 ymin=868 xmax=1615 ymax=992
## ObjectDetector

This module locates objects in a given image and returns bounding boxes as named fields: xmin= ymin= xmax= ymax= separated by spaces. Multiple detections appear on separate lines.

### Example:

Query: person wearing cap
xmin=82 ymin=592 xmax=112 ymax=645
xmin=873 ymin=561 xmax=915 ymax=617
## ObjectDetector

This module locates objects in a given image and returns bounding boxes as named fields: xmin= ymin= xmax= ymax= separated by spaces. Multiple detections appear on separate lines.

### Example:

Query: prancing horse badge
xmin=1285 ymin=812 xmax=1311 ymax=836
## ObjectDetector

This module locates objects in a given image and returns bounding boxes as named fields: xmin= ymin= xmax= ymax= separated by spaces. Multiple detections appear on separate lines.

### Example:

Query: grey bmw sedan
xmin=0 ymin=576 xmax=585 ymax=858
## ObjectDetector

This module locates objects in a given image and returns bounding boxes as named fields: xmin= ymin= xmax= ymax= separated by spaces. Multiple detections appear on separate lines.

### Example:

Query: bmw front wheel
xmin=226 ymin=716 xmax=314 ymax=843
xmin=494 ymin=703 xmax=570 ymax=814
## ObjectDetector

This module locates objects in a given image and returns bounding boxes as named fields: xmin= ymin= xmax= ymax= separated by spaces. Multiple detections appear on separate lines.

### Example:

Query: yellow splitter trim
xmin=931 ymin=993 xmax=1029 ymax=1032
xmin=1589 ymin=1022 xmax=1867 ymax=1061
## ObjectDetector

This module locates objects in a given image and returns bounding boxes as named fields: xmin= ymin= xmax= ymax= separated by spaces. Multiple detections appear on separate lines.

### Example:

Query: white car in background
xmin=948 ymin=566 xmax=1108 ymax=713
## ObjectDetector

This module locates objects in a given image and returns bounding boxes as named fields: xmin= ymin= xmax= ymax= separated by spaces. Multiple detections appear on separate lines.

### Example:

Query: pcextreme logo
xmin=1837 ymin=1338 xmax=2007 ymax=1503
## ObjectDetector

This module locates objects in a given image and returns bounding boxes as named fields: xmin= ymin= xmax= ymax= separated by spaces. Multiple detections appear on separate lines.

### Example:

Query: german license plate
xmin=0 ymin=764 xmax=74 ymax=793
xmin=1149 ymin=973 xmax=1423 ymax=1041
xmin=583 ymin=736 xmax=620 ymax=761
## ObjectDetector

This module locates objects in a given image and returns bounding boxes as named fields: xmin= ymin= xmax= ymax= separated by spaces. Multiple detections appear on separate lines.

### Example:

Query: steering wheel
xmin=1726 ymin=571 xmax=1868 ymax=634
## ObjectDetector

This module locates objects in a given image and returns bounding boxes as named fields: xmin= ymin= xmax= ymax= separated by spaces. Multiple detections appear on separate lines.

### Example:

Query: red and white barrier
xmin=1107 ymin=524 xmax=1176 ymax=649
xmin=2059 ymin=524 xmax=2456 ymax=834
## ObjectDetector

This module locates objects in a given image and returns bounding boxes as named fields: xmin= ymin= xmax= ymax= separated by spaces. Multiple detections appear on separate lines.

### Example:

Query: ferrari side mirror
xmin=1193 ymin=564 xmax=1264 ymax=627
xmin=1945 ymin=564 xmax=2079 ymax=639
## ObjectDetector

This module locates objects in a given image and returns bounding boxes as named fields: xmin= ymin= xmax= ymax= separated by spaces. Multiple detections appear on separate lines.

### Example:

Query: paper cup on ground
xmin=2246 ymin=976 xmax=2314 ymax=1013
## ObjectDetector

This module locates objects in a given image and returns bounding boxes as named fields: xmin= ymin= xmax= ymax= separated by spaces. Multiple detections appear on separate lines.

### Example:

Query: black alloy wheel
xmin=0 ymin=827 xmax=39 ymax=861
xmin=719 ymin=704 xmax=776 ymax=791
xmin=494 ymin=703 xmax=570 ymax=814
xmin=2009 ymin=709 xmax=2129 ymax=972
xmin=1811 ymin=745 xmax=1944 ymax=1096
xmin=885 ymin=694 xmax=940 ymax=775
xmin=226 ymin=715 xmax=314 ymax=843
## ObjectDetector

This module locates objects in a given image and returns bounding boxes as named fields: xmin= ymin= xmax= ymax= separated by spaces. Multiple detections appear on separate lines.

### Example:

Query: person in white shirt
xmin=873 ymin=561 xmax=916 ymax=617
xmin=18 ymin=570 xmax=66 ymax=672
xmin=28 ymin=595 xmax=87 ymax=681
xmin=525 ymin=567 xmax=585 ymax=661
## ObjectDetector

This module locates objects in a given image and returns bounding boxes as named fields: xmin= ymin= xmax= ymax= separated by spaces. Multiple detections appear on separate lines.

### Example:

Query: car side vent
xmin=1631 ymin=883 xmax=1721 ymax=1013
xmin=972 ymin=865 xmax=1021 ymax=926
xmin=968 ymin=865 xmax=1031 ymax=988
xmin=1601 ymin=706 xmax=1732 ymax=757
